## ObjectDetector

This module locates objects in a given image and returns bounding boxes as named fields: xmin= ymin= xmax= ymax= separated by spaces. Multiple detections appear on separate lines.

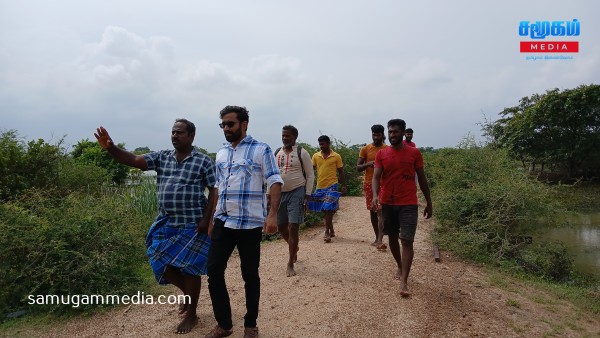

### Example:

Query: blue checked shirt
xmin=144 ymin=148 xmax=216 ymax=226
xmin=214 ymin=135 xmax=283 ymax=229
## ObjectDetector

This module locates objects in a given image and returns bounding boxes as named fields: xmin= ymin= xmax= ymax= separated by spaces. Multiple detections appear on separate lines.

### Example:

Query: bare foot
xmin=286 ymin=264 xmax=297 ymax=277
xmin=376 ymin=243 xmax=387 ymax=252
xmin=394 ymin=268 xmax=402 ymax=280
xmin=400 ymin=283 xmax=411 ymax=298
xmin=176 ymin=314 xmax=198 ymax=334
xmin=178 ymin=303 xmax=188 ymax=315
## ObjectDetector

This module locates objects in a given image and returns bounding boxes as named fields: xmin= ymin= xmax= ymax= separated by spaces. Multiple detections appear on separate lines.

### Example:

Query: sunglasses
xmin=218 ymin=121 xmax=237 ymax=129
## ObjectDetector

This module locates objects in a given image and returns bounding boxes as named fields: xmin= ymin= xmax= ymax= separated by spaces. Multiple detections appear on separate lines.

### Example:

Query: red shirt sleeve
xmin=415 ymin=149 xmax=424 ymax=169
xmin=374 ymin=147 xmax=384 ymax=168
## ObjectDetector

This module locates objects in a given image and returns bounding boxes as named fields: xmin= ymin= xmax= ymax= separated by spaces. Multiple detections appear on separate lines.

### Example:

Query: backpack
xmin=274 ymin=145 xmax=306 ymax=179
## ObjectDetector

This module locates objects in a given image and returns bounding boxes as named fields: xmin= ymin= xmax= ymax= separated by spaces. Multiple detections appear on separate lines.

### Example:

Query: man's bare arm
xmin=416 ymin=167 xmax=432 ymax=219
xmin=197 ymin=187 xmax=216 ymax=233
xmin=94 ymin=126 xmax=148 ymax=170
xmin=264 ymin=182 xmax=282 ymax=234
xmin=357 ymin=157 xmax=373 ymax=172
xmin=371 ymin=167 xmax=382 ymax=211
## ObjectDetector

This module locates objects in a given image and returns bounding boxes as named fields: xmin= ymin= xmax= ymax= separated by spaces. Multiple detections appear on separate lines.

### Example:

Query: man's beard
xmin=225 ymin=129 xmax=242 ymax=143
xmin=389 ymin=138 xmax=400 ymax=146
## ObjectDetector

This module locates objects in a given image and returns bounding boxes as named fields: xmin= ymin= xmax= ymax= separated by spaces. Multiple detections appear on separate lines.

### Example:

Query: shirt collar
xmin=168 ymin=148 xmax=199 ymax=160
xmin=223 ymin=135 xmax=254 ymax=148
xmin=318 ymin=149 xmax=336 ymax=158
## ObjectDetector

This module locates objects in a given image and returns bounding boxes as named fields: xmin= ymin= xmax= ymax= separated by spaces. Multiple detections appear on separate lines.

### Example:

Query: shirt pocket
xmin=233 ymin=159 xmax=258 ymax=178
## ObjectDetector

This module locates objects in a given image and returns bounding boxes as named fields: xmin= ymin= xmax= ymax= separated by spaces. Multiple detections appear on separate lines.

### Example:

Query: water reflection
xmin=536 ymin=213 xmax=600 ymax=277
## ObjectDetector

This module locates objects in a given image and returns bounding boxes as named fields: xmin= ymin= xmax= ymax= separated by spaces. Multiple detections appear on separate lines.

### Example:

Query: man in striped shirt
xmin=95 ymin=119 xmax=215 ymax=334
xmin=204 ymin=106 xmax=283 ymax=338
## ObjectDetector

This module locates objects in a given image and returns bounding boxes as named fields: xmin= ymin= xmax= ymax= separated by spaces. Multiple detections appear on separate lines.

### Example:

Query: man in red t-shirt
xmin=403 ymin=128 xmax=416 ymax=148
xmin=372 ymin=119 xmax=432 ymax=297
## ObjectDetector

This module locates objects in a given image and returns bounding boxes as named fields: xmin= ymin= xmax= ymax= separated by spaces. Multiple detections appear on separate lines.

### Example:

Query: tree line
xmin=482 ymin=83 xmax=600 ymax=180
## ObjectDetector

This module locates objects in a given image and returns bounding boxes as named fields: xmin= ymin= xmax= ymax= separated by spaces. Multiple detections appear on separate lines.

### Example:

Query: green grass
xmin=548 ymin=182 xmax=600 ymax=212
xmin=488 ymin=265 xmax=600 ymax=315
xmin=488 ymin=273 xmax=509 ymax=288
xmin=508 ymin=320 xmax=526 ymax=334
xmin=506 ymin=298 xmax=521 ymax=308
xmin=530 ymin=294 xmax=552 ymax=305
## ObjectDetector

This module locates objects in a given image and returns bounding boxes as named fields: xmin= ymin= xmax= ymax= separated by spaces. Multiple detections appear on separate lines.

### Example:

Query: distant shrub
xmin=0 ymin=130 xmax=64 ymax=201
xmin=0 ymin=130 xmax=112 ymax=201
xmin=57 ymin=160 xmax=110 ymax=194
xmin=71 ymin=139 xmax=130 ymax=185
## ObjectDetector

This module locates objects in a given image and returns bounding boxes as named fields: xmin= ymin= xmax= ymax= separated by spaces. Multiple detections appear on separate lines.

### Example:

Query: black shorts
xmin=381 ymin=204 xmax=418 ymax=242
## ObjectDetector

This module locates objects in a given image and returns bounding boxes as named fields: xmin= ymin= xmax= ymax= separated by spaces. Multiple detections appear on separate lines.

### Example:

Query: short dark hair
xmin=317 ymin=135 xmax=331 ymax=144
xmin=282 ymin=125 xmax=299 ymax=138
xmin=371 ymin=124 xmax=385 ymax=134
xmin=406 ymin=128 xmax=414 ymax=133
xmin=387 ymin=119 xmax=406 ymax=131
xmin=175 ymin=118 xmax=196 ymax=134
xmin=219 ymin=105 xmax=249 ymax=123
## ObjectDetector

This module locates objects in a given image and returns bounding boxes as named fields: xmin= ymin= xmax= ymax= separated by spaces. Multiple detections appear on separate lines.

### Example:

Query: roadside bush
xmin=57 ymin=160 xmax=110 ymax=195
xmin=516 ymin=241 xmax=574 ymax=282
xmin=428 ymin=137 xmax=560 ymax=261
xmin=0 ymin=131 xmax=163 ymax=318
xmin=0 ymin=189 xmax=149 ymax=316
xmin=0 ymin=130 xmax=111 ymax=201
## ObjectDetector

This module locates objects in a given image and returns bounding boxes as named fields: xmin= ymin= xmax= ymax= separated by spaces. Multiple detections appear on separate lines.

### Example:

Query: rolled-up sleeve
xmin=262 ymin=146 xmax=283 ymax=188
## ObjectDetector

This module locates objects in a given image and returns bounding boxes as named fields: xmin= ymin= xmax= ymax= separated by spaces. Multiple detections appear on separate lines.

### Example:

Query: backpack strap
xmin=297 ymin=145 xmax=306 ymax=179
xmin=275 ymin=146 xmax=306 ymax=180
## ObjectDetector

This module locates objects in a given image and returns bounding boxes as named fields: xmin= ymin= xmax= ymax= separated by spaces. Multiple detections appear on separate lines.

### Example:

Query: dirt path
xmin=14 ymin=197 xmax=600 ymax=337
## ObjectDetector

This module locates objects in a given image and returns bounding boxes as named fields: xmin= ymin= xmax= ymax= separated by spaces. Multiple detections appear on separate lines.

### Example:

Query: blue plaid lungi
xmin=145 ymin=215 xmax=211 ymax=285
xmin=308 ymin=184 xmax=342 ymax=212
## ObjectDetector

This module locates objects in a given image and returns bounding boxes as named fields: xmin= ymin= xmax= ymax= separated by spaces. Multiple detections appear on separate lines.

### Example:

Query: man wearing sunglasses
xmin=204 ymin=106 xmax=283 ymax=338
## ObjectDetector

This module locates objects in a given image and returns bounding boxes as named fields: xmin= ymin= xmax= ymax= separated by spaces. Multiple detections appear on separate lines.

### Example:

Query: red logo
xmin=520 ymin=41 xmax=579 ymax=53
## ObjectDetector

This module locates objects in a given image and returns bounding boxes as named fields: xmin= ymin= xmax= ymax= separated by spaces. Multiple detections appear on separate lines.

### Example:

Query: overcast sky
xmin=1 ymin=1 xmax=599 ymax=153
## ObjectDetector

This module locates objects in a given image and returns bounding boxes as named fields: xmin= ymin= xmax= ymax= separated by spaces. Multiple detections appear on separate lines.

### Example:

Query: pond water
xmin=535 ymin=212 xmax=600 ymax=278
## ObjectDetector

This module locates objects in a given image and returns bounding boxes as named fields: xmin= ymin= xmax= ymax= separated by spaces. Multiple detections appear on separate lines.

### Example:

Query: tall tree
xmin=483 ymin=84 xmax=600 ymax=178
xmin=133 ymin=146 xmax=151 ymax=155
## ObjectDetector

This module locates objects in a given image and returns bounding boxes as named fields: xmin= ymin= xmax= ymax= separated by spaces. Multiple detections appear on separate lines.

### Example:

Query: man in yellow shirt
xmin=310 ymin=135 xmax=346 ymax=242
xmin=357 ymin=125 xmax=388 ymax=251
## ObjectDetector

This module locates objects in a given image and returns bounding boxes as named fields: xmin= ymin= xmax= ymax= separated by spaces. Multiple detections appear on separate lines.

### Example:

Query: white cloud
xmin=75 ymin=26 xmax=174 ymax=88
xmin=180 ymin=60 xmax=238 ymax=89
xmin=391 ymin=58 xmax=452 ymax=86
xmin=1 ymin=1 xmax=599 ymax=152
xmin=248 ymin=54 xmax=302 ymax=84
